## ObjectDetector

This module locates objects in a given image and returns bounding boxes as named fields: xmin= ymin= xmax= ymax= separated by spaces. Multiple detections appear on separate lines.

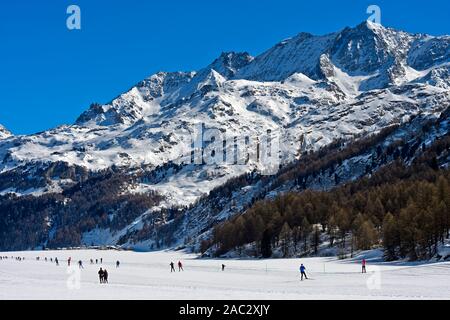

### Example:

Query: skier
xmin=362 ymin=259 xmax=367 ymax=273
xmin=178 ymin=261 xmax=184 ymax=272
xmin=116 ymin=260 xmax=120 ymax=268
xmin=98 ymin=268 xmax=104 ymax=284
xmin=103 ymin=269 xmax=108 ymax=283
xmin=100 ymin=258 xmax=103 ymax=264
xmin=96 ymin=259 xmax=98 ymax=264
xmin=299 ymin=264 xmax=308 ymax=281
xmin=170 ymin=262 xmax=175 ymax=272
xmin=78 ymin=260 xmax=84 ymax=269
xmin=55 ymin=258 xmax=59 ymax=266
xmin=68 ymin=257 xmax=72 ymax=266
xmin=90 ymin=259 xmax=94 ymax=265
xmin=222 ymin=264 xmax=226 ymax=271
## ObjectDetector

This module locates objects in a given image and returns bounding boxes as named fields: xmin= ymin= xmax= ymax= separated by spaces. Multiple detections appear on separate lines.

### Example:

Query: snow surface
xmin=1 ymin=249 xmax=449 ymax=300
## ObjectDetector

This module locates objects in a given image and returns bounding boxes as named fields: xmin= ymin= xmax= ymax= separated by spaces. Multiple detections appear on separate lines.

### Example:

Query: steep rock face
xmin=0 ymin=125 xmax=11 ymax=140
xmin=207 ymin=52 xmax=254 ymax=78
xmin=235 ymin=32 xmax=337 ymax=81
xmin=330 ymin=22 xmax=414 ymax=73
xmin=76 ymin=72 xmax=196 ymax=126
xmin=408 ymin=36 xmax=450 ymax=70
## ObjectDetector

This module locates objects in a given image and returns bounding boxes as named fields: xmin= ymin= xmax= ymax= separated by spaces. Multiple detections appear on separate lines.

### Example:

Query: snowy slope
xmin=1 ymin=249 xmax=450 ymax=300
xmin=0 ymin=125 xmax=11 ymax=140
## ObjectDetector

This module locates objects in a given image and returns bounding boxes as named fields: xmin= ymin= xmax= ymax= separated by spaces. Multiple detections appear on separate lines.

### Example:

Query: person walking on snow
xmin=362 ymin=259 xmax=367 ymax=273
xmin=300 ymin=264 xmax=308 ymax=281
xmin=178 ymin=261 xmax=184 ymax=272
xmin=103 ymin=269 xmax=108 ymax=283
xmin=98 ymin=268 xmax=104 ymax=283
xmin=170 ymin=262 xmax=175 ymax=272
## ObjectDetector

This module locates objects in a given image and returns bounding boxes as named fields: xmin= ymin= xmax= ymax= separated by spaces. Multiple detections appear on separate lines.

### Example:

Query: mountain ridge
xmin=0 ymin=21 xmax=449 ymax=252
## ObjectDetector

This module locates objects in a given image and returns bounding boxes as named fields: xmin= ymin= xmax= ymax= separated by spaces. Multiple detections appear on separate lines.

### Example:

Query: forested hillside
xmin=210 ymin=136 xmax=450 ymax=261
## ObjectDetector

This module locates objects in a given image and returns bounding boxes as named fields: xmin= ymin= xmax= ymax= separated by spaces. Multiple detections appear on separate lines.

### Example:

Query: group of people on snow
xmin=0 ymin=256 xmax=24 ymax=261
xmin=298 ymin=259 xmax=368 ymax=281
xmin=3 ymin=252 xmax=370 ymax=285
xmin=170 ymin=261 xmax=184 ymax=272
xmin=98 ymin=268 xmax=109 ymax=283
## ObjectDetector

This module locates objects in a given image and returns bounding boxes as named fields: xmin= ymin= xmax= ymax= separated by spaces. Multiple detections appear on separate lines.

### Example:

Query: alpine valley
xmin=1 ymin=21 xmax=449 ymax=261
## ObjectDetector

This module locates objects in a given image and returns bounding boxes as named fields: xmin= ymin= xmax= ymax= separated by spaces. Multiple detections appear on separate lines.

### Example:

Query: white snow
xmin=0 ymin=249 xmax=449 ymax=300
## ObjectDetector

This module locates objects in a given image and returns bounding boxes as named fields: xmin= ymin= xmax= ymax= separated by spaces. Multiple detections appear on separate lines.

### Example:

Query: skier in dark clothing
xmin=222 ymin=264 xmax=226 ymax=271
xmin=116 ymin=260 xmax=120 ymax=268
xmin=96 ymin=259 xmax=98 ymax=264
xmin=178 ymin=261 xmax=184 ymax=272
xmin=55 ymin=258 xmax=59 ymax=266
xmin=98 ymin=268 xmax=104 ymax=283
xmin=103 ymin=269 xmax=108 ymax=283
xmin=300 ymin=264 xmax=308 ymax=281
xmin=100 ymin=258 xmax=103 ymax=264
xmin=170 ymin=262 xmax=175 ymax=272
xmin=78 ymin=260 xmax=84 ymax=269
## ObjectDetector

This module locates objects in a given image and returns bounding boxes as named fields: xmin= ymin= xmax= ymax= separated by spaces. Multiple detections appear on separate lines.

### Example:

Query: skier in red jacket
xmin=362 ymin=259 xmax=367 ymax=273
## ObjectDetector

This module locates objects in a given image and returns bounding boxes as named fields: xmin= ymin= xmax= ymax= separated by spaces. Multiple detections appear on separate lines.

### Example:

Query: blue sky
xmin=0 ymin=0 xmax=449 ymax=135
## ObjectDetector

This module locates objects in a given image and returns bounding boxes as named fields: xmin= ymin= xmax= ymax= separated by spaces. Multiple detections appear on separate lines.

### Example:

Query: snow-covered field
xmin=0 ymin=249 xmax=449 ymax=300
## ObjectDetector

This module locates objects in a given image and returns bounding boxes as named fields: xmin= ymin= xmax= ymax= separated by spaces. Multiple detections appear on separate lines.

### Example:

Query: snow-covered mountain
xmin=0 ymin=125 xmax=11 ymax=140
xmin=0 ymin=21 xmax=449 ymax=251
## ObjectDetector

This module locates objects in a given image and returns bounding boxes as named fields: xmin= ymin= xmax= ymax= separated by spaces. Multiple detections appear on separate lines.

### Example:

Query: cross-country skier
xmin=300 ymin=264 xmax=308 ymax=281
xmin=98 ymin=268 xmax=104 ymax=283
xmin=116 ymin=260 xmax=120 ymax=268
xmin=68 ymin=257 xmax=71 ymax=266
xmin=178 ymin=261 xmax=184 ymax=272
xmin=222 ymin=264 xmax=226 ymax=271
xmin=362 ymin=259 xmax=367 ymax=273
xmin=55 ymin=258 xmax=59 ymax=266
xmin=78 ymin=260 xmax=84 ymax=269
xmin=170 ymin=262 xmax=175 ymax=272
xmin=100 ymin=258 xmax=103 ymax=264
xmin=103 ymin=269 xmax=108 ymax=283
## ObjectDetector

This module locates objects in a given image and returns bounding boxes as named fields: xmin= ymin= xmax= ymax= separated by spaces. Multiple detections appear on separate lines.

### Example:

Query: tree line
xmin=210 ymin=133 xmax=450 ymax=261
